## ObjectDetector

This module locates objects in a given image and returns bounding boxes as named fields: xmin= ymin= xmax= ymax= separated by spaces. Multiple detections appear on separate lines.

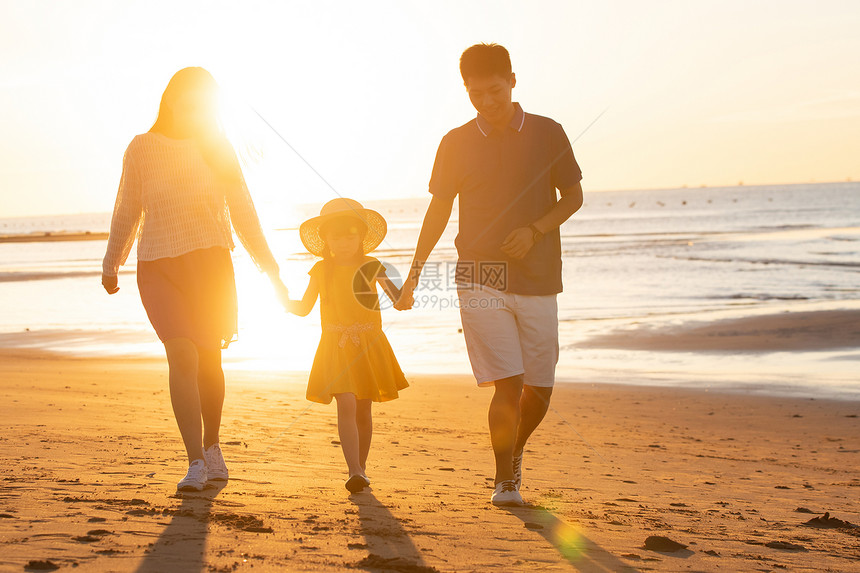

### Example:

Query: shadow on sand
xmin=349 ymin=490 xmax=439 ymax=573
xmin=506 ymin=505 xmax=642 ymax=572
xmin=134 ymin=482 xmax=225 ymax=573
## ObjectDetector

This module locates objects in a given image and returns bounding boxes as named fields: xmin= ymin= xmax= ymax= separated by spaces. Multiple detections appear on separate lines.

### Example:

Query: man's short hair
xmin=459 ymin=43 xmax=512 ymax=83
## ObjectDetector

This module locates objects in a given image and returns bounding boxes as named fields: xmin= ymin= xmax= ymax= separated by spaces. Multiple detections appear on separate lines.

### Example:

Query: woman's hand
xmin=102 ymin=273 xmax=120 ymax=295
xmin=268 ymin=273 xmax=291 ymax=308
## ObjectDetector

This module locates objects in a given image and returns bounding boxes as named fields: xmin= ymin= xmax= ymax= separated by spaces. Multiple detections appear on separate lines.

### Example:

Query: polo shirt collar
xmin=476 ymin=102 xmax=525 ymax=137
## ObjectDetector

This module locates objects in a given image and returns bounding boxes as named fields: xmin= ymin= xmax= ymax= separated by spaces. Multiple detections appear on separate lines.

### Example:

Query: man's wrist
xmin=408 ymin=262 xmax=423 ymax=286
xmin=527 ymin=223 xmax=544 ymax=243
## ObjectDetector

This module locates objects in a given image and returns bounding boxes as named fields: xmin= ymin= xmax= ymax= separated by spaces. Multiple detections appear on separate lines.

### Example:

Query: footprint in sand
xmin=643 ymin=535 xmax=688 ymax=552
xmin=25 ymin=560 xmax=60 ymax=571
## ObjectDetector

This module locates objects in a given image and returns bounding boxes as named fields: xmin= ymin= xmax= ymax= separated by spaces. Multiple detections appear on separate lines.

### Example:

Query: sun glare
xmin=209 ymin=85 xmax=320 ymax=370
xmin=228 ymin=255 xmax=320 ymax=372
xmin=218 ymin=87 xmax=302 ymax=233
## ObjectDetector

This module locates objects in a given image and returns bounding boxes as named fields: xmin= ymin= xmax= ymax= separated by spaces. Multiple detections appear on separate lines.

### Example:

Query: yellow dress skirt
xmin=305 ymin=257 xmax=409 ymax=404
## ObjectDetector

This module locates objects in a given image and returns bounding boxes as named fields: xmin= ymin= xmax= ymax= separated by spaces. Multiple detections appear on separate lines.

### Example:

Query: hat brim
xmin=299 ymin=208 xmax=387 ymax=257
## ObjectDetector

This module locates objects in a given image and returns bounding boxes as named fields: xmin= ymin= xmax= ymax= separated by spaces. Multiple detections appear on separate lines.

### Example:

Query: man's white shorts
xmin=457 ymin=284 xmax=559 ymax=388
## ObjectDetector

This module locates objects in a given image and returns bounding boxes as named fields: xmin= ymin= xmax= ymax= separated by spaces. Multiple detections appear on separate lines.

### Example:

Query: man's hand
xmin=500 ymin=227 xmax=535 ymax=260
xmin=394 ymin=278 xmax=415 ymax=311
xmin=102 ymin=273 xmax=119 ymax=295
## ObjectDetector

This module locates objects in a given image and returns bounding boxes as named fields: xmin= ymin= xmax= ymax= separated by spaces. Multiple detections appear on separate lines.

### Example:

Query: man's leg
xmin=489 ymin=374 xmax=524 ymax=483
xmin=514 ymin=385 xmax=553 ymax=456
xmin=512 ymin=289 xmax=558 ymax=458
xmin=457 ymin=285 xmax=524 ymax=490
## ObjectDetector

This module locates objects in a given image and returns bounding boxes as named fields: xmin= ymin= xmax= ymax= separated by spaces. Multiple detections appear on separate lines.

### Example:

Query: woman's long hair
xmin=149 ymin=67 xmax=241 ymax=184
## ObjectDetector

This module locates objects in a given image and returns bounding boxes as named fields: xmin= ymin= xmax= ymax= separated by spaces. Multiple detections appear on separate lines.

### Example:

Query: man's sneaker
xmin=491 ymin=480 xmax=524 ymax=506
xmin=345 ymin=474 xmax=370 ymax=493
xmin=512 ymin=450 xmax=524 ymax=490
xmin=177 ymin=459 xmax=207 ymax=492
xmin=204 ymin=444 xmax=229 ymax=481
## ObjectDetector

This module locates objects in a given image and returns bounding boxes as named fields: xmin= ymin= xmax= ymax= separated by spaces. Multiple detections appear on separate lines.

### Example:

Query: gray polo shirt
xmin=429 ymin=103 xmax=582 ymax=295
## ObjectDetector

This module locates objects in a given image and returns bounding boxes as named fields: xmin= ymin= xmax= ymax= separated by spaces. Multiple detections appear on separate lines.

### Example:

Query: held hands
xmin=278 ymin=292 xmax=303 ymax=316
xmin=101 ymin=273 xmax=119 ymax=295
xmin=269 ymin=273 xmax=306 ymax=315
xmin=500 ymin=227 xmax=536 ymax=260
xmin=394 ymin=277 xmax=415 ymax=311
xmin=269 ymin=273 xmax=291 ymax=311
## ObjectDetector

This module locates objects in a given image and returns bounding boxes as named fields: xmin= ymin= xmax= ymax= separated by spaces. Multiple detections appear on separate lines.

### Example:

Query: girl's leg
xmin=334 ymin=393 xmax=363 ymax=477
xmin=197 ymin=346 xmax=225 ymax=449
xmin=164 ymin=338 xmax=204 ymax=463
xmin=356 ymin=399 xmax=373 ymax=474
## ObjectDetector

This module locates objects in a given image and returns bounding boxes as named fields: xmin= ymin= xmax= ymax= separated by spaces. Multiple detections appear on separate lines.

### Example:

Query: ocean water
xmin=1 ymin=182 xmax=858 ymax=398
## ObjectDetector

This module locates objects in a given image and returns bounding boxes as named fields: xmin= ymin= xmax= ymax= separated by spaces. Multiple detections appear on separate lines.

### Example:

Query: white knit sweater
xmin=102 ymin=132 xmax=278 ymax=276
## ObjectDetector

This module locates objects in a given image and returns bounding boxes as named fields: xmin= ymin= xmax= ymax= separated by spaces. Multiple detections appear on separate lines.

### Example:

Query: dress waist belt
xmin=323 ymin=322 xmax=379 ymax=348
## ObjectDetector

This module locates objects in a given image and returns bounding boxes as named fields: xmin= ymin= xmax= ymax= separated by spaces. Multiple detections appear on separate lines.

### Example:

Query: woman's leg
xmin=197 ymin=346 xmax=225 ymax=449
xmin=334 ymin=393 xmax=362 ymax=477
xmin=356 ymin=399 xmax=373 ymax=474
xmin=164 ymin=338 xmax=204 ymax=463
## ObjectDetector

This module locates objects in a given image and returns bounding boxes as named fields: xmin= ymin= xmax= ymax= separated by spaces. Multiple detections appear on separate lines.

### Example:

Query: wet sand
xmin=579 ymin=309 xmax=860 ymax=353
xmin=1 ymin=350 xmax=859 ymax=572
xmin=0 ymin=231 xmax=109 ymax=243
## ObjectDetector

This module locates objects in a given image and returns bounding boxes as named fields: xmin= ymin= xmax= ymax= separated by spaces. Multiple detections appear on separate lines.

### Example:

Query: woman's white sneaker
xmin=204 ymin=443 xmax=229 ymax=481
xmin=177 ymin=459 xmax=207 ymax=491
xmin=491 ymin=480 xmax=524 ymax=506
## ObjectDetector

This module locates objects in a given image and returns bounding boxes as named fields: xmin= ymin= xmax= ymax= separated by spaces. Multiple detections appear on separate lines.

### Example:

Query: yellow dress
xmin=306 ymin=256 xmax=409 ymax=404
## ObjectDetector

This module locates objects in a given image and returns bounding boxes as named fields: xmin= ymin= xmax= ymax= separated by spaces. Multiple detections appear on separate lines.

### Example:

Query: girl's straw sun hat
xmin=299 ymin=198 xmax=387 ymax=257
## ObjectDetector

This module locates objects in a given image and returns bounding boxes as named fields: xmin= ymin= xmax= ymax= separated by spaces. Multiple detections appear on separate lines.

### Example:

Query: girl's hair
xmin=149 ymin=67 xmax=241 ymax=184
xmin=319 ymin=217 xmax=368 ymax=260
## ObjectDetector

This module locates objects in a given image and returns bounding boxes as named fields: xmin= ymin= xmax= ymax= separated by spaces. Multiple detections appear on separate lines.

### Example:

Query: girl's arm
xmin=376 ymin=269 xmax=402 ymax=305
xmin=285 ymin=274 xmax=320 ymax=317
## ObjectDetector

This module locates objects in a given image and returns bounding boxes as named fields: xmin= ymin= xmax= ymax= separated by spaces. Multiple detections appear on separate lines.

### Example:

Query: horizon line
xmin=2 ymin=179 xmax=857 ymax=221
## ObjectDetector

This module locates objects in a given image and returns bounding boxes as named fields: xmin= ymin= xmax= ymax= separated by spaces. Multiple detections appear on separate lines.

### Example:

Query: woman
xmin=101 ymin=67 xmax=288 ymax=491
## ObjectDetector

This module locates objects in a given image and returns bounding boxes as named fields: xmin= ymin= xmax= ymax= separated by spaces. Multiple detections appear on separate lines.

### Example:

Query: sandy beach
xmin=3 ymin=0 xmax=859 ymax=570
xmin=1 ymin=349 xmax=858 ymax=572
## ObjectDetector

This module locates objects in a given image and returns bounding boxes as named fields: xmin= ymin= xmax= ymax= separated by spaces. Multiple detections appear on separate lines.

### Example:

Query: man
xmin=396 ymin=43 xmax=584 ymax=506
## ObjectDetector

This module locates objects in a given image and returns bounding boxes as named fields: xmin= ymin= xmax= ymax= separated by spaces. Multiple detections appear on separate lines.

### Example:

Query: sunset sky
xmin=1 ymin=0 xmax=858 ymax=218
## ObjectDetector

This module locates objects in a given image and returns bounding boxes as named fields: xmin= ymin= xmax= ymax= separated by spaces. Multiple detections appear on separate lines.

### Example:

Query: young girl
xmin=285 ymin=198 xmax=409 ymax=493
